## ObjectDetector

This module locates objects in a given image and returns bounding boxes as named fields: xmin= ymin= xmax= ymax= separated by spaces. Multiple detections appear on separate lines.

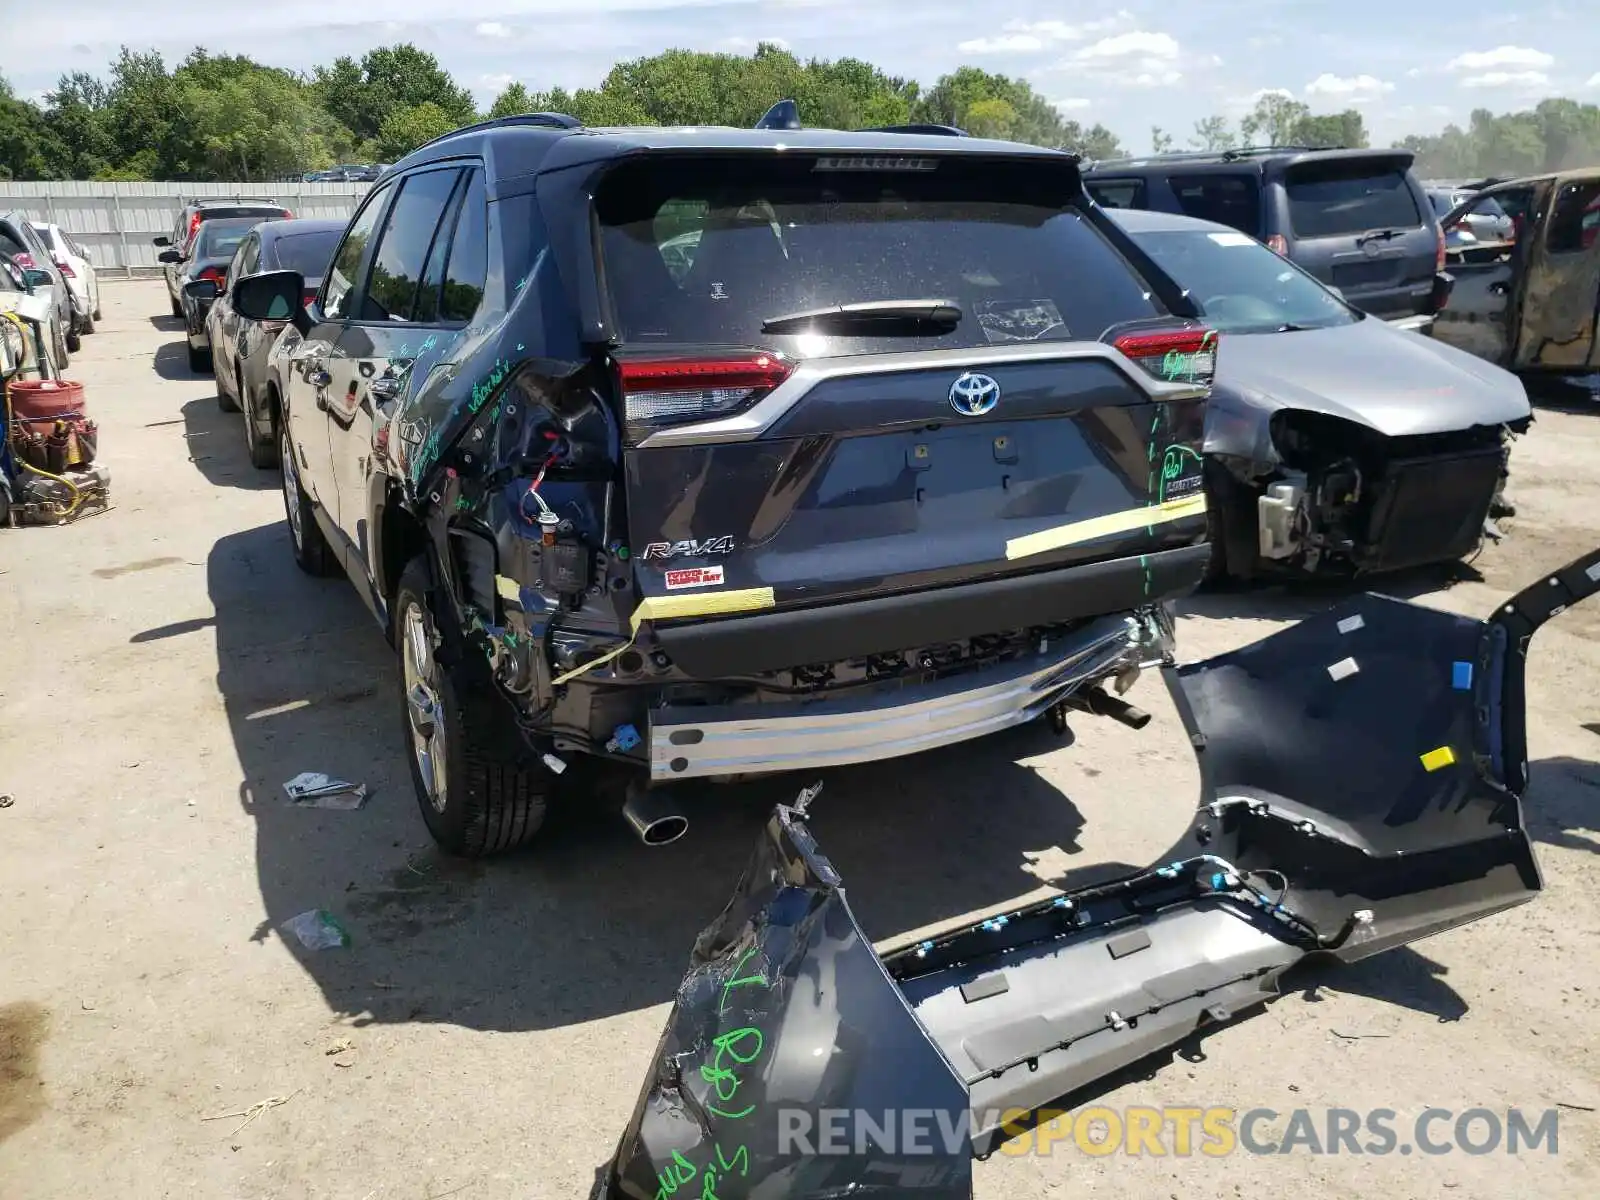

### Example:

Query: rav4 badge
xmin=640 ymin=536 xmax=735 ymax=560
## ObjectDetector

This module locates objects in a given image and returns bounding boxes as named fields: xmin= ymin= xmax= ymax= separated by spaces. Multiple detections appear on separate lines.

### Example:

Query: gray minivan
xmin=1085 ymin=148 xmax=1448 ymax=327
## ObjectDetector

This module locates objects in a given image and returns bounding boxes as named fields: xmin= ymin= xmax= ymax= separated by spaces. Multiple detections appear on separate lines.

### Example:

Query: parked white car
xmin=30 ymin=222 xmax=101 ymax=336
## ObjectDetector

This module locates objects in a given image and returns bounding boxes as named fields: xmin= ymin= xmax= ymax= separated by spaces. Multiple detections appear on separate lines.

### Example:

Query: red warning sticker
xmin=664 ymin=565 xmax=726 ymax=591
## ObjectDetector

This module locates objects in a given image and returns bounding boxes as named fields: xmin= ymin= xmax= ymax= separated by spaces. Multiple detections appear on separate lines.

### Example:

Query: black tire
xmin=65 ymin=321 xmax=82 ymax=353
xmin=216 ymin=356 xmax=240 ymax=412
xmin=79 ymin=310 xmax=94 ymax=336
xmin=1201 ymin=460 xmax=1259 ymax=588
xmin=243 ymin=376 xmax=278 ymax=469
xmin=170 ymin=295 xmax=182 ymax=318
xmin=188 ymin=342 xmax=212 ymax=374
xmin=280 ymin=424 xmax=333 ymax=576
xmin=52 ymin=321 xmax=68 ymax=371
xmin=394 ymin=557 xmax=550 ymax=857
xmin=92 ymin=304 xmax=102 ymax=322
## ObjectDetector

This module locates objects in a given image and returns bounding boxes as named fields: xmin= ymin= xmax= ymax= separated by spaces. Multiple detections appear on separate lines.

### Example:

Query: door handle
xmin=368 ymin=375 xmax=404 ymax=403
xmin=1489 ymin=281 xmax=1511 ymax=296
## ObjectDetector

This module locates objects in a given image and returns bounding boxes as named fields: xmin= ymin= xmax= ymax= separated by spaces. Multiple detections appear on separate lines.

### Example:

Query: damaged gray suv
xmin=231 ymin=104 xmax=1222 ymax=857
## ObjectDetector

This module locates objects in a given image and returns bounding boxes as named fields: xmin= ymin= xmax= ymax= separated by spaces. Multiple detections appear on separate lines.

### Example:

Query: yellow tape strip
xmin=494 ymin=574 xmax=520 ymax=602
xmin=547 ymin=586 xmax=776 ymax=687
xmin=1005 ymin=494 xmax=1208 ymax=562
xmin=1420 ymin=745 xmax=1457 ymax=773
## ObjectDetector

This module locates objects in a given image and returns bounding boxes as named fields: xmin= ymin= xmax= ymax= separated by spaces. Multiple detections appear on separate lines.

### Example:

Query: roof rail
xmin=409 ymin=111 xmax=583 ymax=155
xmin=858 ymin=123 xmax=970 ymax=137
xmin=1219 ymin=144 xmax=1340 ymax=160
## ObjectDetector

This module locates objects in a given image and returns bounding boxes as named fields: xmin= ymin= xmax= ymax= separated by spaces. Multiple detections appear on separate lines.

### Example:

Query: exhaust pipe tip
xmin=623 ymin=786 xmax=689 ymax=847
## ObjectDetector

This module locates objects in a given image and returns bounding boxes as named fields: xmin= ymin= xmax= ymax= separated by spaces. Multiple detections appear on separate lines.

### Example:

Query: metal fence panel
xmin=0 ymin=181 xmax=371 ymax=275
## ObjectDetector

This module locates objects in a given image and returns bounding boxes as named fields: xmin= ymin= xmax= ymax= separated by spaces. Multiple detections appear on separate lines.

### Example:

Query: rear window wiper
xmin=1356 ymin=228 xmax=1407 ymax=244
xmin=760 ymin=299 xmax=962 ymax=335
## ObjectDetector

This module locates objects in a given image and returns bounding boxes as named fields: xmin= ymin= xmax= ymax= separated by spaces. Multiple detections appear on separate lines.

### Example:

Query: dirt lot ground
xmin=2 ymin=279 xmax=1597 ymax=1200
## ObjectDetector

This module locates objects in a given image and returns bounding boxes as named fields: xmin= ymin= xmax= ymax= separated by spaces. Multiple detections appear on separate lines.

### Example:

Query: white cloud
xmin=1304 ymin=73 xmax=1395 ymax=103
xmin=1126 ymin=70 xmax=1182 ymax=88
xmin=480 ymin=73 xmax=517 ymax=90
xmin=1052 ymin=96 xmax=1092 ymax=111
xmin=473 ymin=20 xmax=512 ymax=38
xmin=1445 ymin=45 xmax=1554 ymax=72
xmin=1461 ymin=70 xmax=1550 ymax=88
xmin=1586 ymin=72 xmax=1600 ymax=88
xmin=958 ymin=12 xmax=1132 ymax=54
xmin=1076 ymin=31 xmax=1181 ymax=62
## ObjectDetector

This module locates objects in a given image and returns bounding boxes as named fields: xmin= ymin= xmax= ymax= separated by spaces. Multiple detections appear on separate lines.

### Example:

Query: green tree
xmin=0 ymin=75 xmax=68 ymax=180
xmin=374 ymin=101 xmax=460 ymax=161
xmin=43 ymin=71 xmax=116 ymax=178
xmin=1241 ymin=92 xmax=1310 ymax=146
xmin=315 ymin=44 xmax=475 ymax=144
xmin=487 ymin=83 xmax=534 ymax=119
xmin=180 ymin=69 xmax=324 ymax=179
xmin=1151 ymin=126 xmax=1174 ymax=154
xmin=1190 ymin=115 xmax=1236 ymax=151
xmin=1296 ymin=109 xmax=1367 ymax=148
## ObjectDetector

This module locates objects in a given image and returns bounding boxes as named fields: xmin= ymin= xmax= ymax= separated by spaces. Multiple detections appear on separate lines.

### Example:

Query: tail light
xmin=197 ymin=266 xmax=226 ymax=287
xmin=302 ymin=288 xmax=317 ymax=308
xmin=53 ymin=258 xmax=76 ymax=279
xmin=187 ymin=211 xmax=203 ymax=242
xmin=283 ymin=210 xmax=294 ymax=219
xmin=1112 ymin=327 xmax=1219 ymax=392
xmin=1435 ymin=225 xmax=1447 ymax=272
xmin=617 ymin=351 xmax=793 ymax=434
xmin=11 ymin=250 xmax=36 ymax=270
xmin=1266 ymin=234 xmax=1289 ymax=256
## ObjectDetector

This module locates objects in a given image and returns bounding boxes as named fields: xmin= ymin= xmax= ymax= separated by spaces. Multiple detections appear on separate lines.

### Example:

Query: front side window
xmin=595 ymin=154 xmax=1163 ymax=355
xmin=1166 ymin=174 xmax=1260 ymax=234
xmin=360 ymin=169 xmax=462 ymax=323
xmin=1546 ymin=180 xmax=1600 ymax=254
xmin=322 ymin=183 xmax=393 ymax=321
xmin=1128 ymin=227 xmax=1356 ymax=335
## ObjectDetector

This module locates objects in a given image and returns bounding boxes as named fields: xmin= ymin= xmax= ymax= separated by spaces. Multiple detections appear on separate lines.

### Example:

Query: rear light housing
xmin=1265 ymin=234 xmax=1289 ymax=256
xmin=188 ymin=211 xmax=203 ymax=242
xmin=197 ymin=266 xmax=226 ymax=288
xmin=53 ymin=258 xmax=75 ymax=278
xmin=617 ymin=351 xmax=793 ymax=439
xmin=11 ymin=250 xmax=36 ymax=270
xmin=1435 ymin=224 xmax=1448 ymax=272
xmin=1112 ymin=327 xmax=1219 ymax=393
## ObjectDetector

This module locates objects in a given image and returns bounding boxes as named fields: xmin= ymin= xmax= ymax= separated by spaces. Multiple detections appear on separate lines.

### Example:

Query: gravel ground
xmin=1 ymin=280 xmax=1596 ymax=1200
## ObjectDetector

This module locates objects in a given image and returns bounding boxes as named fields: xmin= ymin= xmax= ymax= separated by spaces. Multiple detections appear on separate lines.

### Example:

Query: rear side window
xmin=1086 ymin=179 xmax=1147 ymax=209
xmin=439 ymin=168 xmax=488 ymax=322
xmin=1284 ymin=163 xmax=1422 ymax=237
xmin=360 ymin=168 xmax=461 ymax=323
xmin=1546 ymin=179 xmax=1600 ymax=254
xmin=1166 ymin=175 xmax=1260 ymax=234
xmin=595 ymin=154 xmax=1162 ymax=354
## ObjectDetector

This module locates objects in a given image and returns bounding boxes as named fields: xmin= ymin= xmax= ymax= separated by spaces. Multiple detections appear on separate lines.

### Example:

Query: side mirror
xmin=234 ymin=269 xmax=309 ymax=332
xmin=153 ymin=236 xmax=171 ymax=247
xmin=158 ymin=249 xmax=181 ymax=264
xmin=23 ymin=268 xmax=52 ymax=289
xmin=183 ymin=278 xmax=219 ymax=301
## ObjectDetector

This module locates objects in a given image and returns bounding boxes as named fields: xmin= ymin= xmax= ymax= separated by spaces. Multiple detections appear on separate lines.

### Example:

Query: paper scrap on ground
xmin=283 ymin=772 xmax=370 ymax=809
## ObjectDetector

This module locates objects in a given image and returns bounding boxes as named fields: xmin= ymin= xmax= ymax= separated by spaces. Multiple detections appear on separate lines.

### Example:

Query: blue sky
xmin=10 ymin=0 xmax=1600 ymax=151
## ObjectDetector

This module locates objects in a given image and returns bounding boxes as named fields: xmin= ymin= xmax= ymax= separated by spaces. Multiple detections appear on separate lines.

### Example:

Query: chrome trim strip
xmin=636 ymin=341 xmax=1206 ymax=449
xmin=647 ymin=612 xmax=1156 ymax=780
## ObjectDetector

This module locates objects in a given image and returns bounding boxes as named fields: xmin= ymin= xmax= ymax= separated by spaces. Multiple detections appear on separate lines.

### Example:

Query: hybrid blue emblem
xmin=949 ymin=372 xmax=1000 ymax=417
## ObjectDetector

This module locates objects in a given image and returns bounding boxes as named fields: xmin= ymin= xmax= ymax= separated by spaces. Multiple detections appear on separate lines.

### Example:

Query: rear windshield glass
xmin=595 ymin=154 xmax=1162 ymax=355
xmin=1127 ymin=227 xmax=1356 ymax=335
xmin=1285 ymin=164 xmax=1422 ymax=238
xmin=272 ymin=230 xmax=342 ymax=278
xmin=196 ymin=219 xmax=259 ymax=258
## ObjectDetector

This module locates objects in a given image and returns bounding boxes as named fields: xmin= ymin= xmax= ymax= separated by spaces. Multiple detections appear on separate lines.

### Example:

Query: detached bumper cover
xmin=601 ymin=547 xmax=1599 ymax=1200
xmin=647 ymin=611 xmax=1165 ymax=781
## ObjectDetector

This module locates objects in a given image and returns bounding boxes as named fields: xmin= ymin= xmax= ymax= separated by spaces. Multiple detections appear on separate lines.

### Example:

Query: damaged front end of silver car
xmin=598 ymin=547 xmax=1599 ymax=1200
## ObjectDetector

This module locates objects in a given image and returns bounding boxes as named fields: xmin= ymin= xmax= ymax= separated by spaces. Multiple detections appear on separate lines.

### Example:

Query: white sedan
xmin=30 ymin=221 xmax=102 ymax=336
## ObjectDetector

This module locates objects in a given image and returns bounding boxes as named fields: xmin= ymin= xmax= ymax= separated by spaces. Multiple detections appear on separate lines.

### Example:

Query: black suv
xmin=231 ymin=106 xmax=1219 ymax=857
xmin=1085 ymin=148 xmax=1447 ymax=326
xmin=154 ymin=197 xmax=292 ymax=318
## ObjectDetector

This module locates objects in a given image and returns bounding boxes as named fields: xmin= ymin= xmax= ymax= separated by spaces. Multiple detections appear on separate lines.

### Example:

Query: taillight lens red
xmin=283 ymin=210 xmax=294 ymax=219
xmin=53 ymin=258 xmax=75 ymax=278
xmin=1435 ymin=225 xmax=1447 ymax=272
xmin=198 ymin=266 xmax=226 ymax=287
xmin=1265 ymin=234 xmax=1289 ymax=256
xmin=12 ymin=251 xmax=36 ymax=270
xmin=188 ymin=212 xmax=202 ymax=241
xmin=617 ymin=352 xmax=793 ymax=431
xmin=302 ymin=288 xmax=317 ymax=307
xmin=1112 ymin=327 xmax=1219 ymax=391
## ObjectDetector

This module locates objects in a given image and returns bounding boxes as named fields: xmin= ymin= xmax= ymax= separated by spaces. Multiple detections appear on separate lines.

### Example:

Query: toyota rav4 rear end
xmin=396 ymin=123 xmax=1219 ymax=854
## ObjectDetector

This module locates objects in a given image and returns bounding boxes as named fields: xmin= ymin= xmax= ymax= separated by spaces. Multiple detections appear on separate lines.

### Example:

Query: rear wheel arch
xmin=379 ymin=494 xmax=431 ymax=639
